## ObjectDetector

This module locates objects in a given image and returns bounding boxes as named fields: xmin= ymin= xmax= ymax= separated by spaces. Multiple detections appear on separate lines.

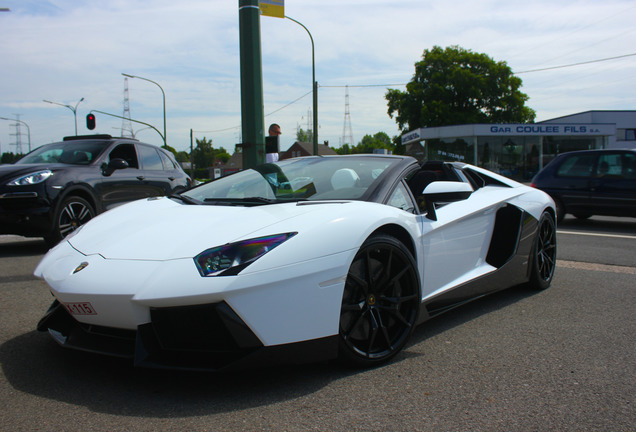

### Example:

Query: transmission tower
xmin=342 ymin=85 xmax=354 ymax=146
xmin=9 ymin=114 xmax=23 ymax=154
xmin=120 ymin=78 xmax=134 ymax=138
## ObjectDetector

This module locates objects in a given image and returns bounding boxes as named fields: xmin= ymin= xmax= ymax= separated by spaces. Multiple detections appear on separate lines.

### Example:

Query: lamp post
xmin=122 ymin=73 xmax=167 ymax=147
xmin=0 ymin=116 xmax=31 ymax=152
xmin=43 ymin=97 xmax=84 ymax=135
xmin=285 ymin=16 xmax=318 ymax=155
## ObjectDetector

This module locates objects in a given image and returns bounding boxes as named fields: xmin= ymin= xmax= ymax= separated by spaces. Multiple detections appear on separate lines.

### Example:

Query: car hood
xmin=0 ymin=163 xmax=88 ymax=182
xmin=67 ymin=196 xmax=321 ymax=260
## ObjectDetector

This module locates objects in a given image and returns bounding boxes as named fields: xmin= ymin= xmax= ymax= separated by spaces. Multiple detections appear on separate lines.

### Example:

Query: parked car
xmin=35 ymin=155 xmax=556 ymax=370
xmin=531 ymin=149 xmax=636 ymax=221
xmin=0 ymin=134 xmax=191 ymax=246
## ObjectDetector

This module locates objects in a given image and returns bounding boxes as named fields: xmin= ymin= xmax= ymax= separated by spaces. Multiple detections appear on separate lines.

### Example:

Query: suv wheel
xmin=45 ymin=196 xmax=95 ymax=247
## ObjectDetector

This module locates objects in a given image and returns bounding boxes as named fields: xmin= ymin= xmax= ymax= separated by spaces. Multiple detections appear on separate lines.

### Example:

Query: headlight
xmin=7 ymin=170 xmax=53 ymax=186
xmin=194 ymin=232 xmax=297 ymax=277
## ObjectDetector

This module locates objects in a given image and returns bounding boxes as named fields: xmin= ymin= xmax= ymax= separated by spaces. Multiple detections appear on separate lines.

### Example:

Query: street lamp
xmin=0 ymin=116 xmax=31 ymax=152
xmin=122 ymin=73 xmax=167 ymax=147
xmin=43 ymin=97 xmax=84 ymax=135
xmin=285 ymin=16 xmax=318 ymax=156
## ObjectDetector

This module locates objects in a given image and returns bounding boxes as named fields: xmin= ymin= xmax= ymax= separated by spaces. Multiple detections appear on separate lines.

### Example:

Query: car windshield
xmin=17 ymin=141 xmax=109 ymax=165
xmin=182 ymin=156 xmax=400 ymax=204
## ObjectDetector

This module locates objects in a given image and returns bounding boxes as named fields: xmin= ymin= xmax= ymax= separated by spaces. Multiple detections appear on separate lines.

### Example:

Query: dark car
xmin=0 ymin=134 xmax=191 ymax=246
xmin=531 ymin=149 xmax=636 ymax=221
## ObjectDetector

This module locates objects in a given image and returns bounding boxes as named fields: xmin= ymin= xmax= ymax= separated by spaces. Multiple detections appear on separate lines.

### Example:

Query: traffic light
xmin=86 ymin=113 xmax=96 ymax=130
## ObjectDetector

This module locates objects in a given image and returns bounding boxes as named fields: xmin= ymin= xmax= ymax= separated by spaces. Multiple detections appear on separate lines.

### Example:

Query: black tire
xmin=45 ymin=196 xmax=95 ymax=247
xmin=554 ymin=198 xmax=565 ymax=223
xmin=528 ymin=212 xmax=557 ymax=291
xmin=338 ymin=234 xmax=421 ymax=367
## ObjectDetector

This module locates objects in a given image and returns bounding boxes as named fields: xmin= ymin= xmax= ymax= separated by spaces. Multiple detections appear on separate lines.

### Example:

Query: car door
xmin=404 ymin=166 xmax=528 ymax=303
xmin=589 ymin=151 xmax=636 ymax=217
xmin=136 ymin=144 xmax=181 ymax=196
xmin=552 ymin=152 xmax=596 ymax=215
xmin=99 ymin=143 xmax=156 ymax=210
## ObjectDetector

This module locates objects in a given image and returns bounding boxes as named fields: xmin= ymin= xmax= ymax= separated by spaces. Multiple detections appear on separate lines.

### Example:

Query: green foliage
xmin=386 ymin=45 xmax=536 ymax=132
xmin=162 ymin=144 xmax=178 ymax=155
xmin=335 ymin=132 xmax=396 ymax=155
xmin=191 ymin=137 xmax=231 ymax=169
xmin=296 ymin=128 xmax=313 ymax=143
xmin=0 ymin=152 xmax=24 ymax=164
xmin=175 ymin=151 xmax=190 ymax=163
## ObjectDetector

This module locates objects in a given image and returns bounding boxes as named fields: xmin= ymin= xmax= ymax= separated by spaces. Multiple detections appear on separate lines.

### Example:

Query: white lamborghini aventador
xmin=35 ymin=155 xmax=557 ymax=370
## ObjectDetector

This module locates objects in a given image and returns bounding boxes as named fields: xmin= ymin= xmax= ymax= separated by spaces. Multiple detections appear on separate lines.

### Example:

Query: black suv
xmin=0 ymin=135 xmax=191 ymax=246
xmin=531 ymin=149 xmax=636 ymax=221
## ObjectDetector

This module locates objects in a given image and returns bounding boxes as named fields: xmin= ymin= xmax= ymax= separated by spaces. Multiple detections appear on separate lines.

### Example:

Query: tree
xmin=192 ymin=137 xmax=216 ymax=169
xmin=386 ymin=46 xmax=535 ymax=132
xmin=1 ymin=152 xmax=23 ymax=164
xmin=357 ymin=132 xmax=392 ymax=153
xmin=296 ymin=127 xmax=313 ymax=143
xmin=335 ymin=132 xmax=394 ymax=155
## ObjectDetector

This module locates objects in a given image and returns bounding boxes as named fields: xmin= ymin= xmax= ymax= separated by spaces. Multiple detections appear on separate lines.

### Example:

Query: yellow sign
xmin=260 ymin=0 xmax=284 ymax=18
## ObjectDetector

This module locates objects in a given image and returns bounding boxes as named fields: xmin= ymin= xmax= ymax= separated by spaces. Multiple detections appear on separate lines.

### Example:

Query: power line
xmin=194 ymin=51 xmax=635 ymax=135
xmin=320 ymin=83 xmax=406 ymax=88
xmin=515 ymin=53 xmax=636 ymax=74
xmin=195 ymin=90 xmax=313 ymax=134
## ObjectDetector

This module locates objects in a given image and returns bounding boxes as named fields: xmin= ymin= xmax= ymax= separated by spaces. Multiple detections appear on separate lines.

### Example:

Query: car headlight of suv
xmin=7 ymin=170 xmax=53 ymax=186
xmin=194 ymin=232 xmax=297 ymax=277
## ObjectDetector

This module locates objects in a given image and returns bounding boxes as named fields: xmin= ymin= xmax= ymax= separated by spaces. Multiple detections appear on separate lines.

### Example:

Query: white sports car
xmin=35 ymin=155 xmax=557 ymax=370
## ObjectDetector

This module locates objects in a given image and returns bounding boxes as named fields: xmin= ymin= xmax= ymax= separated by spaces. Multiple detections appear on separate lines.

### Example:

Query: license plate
xmin=64 ymin=302 xmax=97 ymax=315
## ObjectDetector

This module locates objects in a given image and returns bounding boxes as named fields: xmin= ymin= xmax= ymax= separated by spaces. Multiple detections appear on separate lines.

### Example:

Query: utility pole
xmin=121 ymin=78 xmax=134 ymax=137
xmin=239 ymin=0 xmax=265 ymax=169
xmin=342 ymin=85 xmax=354 ymax=147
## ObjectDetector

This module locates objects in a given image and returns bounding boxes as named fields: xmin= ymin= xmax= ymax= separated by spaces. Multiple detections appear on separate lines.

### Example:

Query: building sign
xmin=401 ymin=129 xmax=421 ymax=144
xmin=401 ymin=123 xmax=616 ymax=144
xmin=477 ymin=123 xmax=613 ymax=136
xmin=260 ymin=0 xmax=284 ymax=18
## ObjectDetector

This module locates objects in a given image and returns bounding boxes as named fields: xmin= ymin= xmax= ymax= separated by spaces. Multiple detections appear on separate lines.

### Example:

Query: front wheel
xmin=528 ymin=212 xmax=557 ymax=290
xmin=45 ymin=196 xmax=95 ymax=247
xmin=338 ymin=234 xmax=421 ymax=367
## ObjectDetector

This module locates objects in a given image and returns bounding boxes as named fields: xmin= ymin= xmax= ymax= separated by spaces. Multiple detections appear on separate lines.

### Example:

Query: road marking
xmin=557 ymin=260 xmax=636 ymax=275
xmin=558 ymin=230 xmax=636 ymax=240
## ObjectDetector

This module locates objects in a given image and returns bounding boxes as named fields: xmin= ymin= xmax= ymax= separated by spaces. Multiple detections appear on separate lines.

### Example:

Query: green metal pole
xmin=239 ymin=0 xmax=265 ymax=169
xmin=285 ymin=16 xmax=318 ymax=155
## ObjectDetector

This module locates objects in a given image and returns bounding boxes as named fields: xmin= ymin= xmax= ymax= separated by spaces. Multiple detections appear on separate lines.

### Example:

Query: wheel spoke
xmin=77 ymin=206 xmax=91 ymax=221
xmin=59 ymin=222 xmax=75 ymax=236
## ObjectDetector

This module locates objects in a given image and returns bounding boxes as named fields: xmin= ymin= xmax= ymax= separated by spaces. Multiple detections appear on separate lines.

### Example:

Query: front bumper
xmin=35 ymin=240 xmax=352 ymax=370
xmin=38 ymin=299 xmax=338 ymax=371
xmin=0 ymin=192 xmax=52 ymax=236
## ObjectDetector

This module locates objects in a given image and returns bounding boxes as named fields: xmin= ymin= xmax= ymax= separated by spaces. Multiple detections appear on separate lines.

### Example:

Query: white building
xmin=401 ymin=110 xmax=636 ymax=181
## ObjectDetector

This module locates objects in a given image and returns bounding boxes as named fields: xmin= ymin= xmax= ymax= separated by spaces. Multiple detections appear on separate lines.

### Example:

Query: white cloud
xmin=1 ymin=0 xmax=635 ymax=154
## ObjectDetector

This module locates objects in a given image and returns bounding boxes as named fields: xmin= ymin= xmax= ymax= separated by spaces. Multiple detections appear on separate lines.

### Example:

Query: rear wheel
xmin=338 ymin=234 xmax=420 ymax=367
xmin=45 ymin=196 xmax=95 ymax=247
xmin=554 ymin=198 xmax=565 ymax=223
xmin=528 ymin=212 xmax=557 ymax=290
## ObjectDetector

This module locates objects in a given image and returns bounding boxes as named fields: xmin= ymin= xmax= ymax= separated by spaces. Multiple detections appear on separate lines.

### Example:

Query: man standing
xmin=266 ymin=123 xmax=281 ymax=163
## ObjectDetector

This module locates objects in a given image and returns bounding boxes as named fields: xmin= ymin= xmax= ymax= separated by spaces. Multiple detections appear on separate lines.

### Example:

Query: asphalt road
xmin=0 ymin=216 xmax=634 ymax=431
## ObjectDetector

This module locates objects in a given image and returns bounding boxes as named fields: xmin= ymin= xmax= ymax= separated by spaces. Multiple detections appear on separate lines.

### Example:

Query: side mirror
xmin=102 ymin=158 xmax=129 ymax=176
xmin=421 ymin=181 xmax=473 ymax=221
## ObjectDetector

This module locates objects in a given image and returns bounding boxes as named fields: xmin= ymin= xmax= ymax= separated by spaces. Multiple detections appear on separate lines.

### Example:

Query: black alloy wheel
xmin=47 ymin=196 xmax=95 ymax=247
xmin=528 ymin=211 xmax=557 ymax=290
xmin=339 ymin=234 xmax=420 ymax=366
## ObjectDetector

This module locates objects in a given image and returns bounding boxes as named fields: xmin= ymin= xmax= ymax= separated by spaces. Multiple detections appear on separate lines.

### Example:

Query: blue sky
xmin=1 ymin=0 xmax=635 ymax=154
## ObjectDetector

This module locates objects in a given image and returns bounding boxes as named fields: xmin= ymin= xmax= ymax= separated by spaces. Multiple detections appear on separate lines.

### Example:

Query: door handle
xmin=137 ymin=176 xmax=145 ymax=181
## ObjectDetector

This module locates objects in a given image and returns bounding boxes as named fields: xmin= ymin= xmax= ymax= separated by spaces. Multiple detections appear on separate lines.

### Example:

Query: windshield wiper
xmin=203 ymin=196 xmax=306 ymax=206
xmin=169 ymin=194 xmax=200 ymax=205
